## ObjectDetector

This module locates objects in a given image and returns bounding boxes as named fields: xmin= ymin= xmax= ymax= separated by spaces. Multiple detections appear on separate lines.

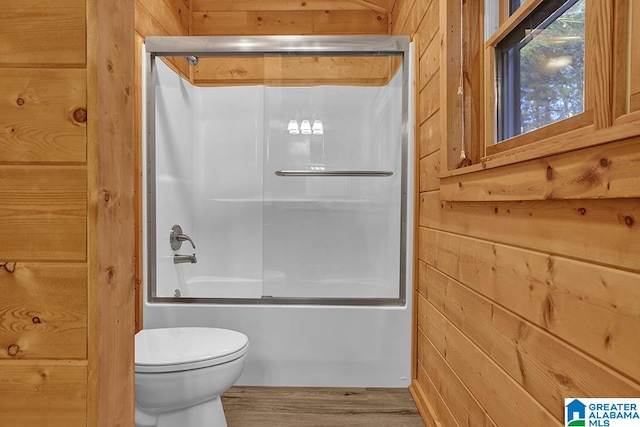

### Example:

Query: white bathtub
xmin=182 ymin=271 xmax=286 ymax=298
xmin=264 ymin=277 xmax=396 ymax=298
xmin=182 ymin=276 xmax=261 ymax=298
xmin=182 ymin=272 xmax=396 ymax=299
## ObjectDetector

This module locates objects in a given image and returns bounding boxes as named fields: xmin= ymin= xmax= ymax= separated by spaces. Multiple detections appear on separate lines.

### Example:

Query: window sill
xmin=439 ymin=110 xmax=640 ymax=180
xmin=437 ymin=111 xmax=640 ymax=202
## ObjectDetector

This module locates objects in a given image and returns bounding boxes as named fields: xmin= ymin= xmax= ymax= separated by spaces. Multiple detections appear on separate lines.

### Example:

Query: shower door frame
xmin=145 ymin=35 xmax=411 ymax=306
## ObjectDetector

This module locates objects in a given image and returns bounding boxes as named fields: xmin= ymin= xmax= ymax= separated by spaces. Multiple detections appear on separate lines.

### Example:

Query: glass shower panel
xmin=152 ymin=57 xmax=266 ymax=299
xmin=262 ymin=55 xmax=403 ymax=299
xmin=153 ymin=57 xmax=199 ymax=298
xmin=190 ymin=81 xmax=265 ymax=299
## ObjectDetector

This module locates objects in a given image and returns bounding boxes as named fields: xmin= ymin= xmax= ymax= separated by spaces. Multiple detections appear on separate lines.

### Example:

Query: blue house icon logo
xmin=566 ymin=399 xmax=587 ymax=426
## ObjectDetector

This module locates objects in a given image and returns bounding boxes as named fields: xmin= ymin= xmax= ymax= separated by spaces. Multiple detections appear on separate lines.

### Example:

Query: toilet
xmin=135 ymin=327 xmax=249 ymax=427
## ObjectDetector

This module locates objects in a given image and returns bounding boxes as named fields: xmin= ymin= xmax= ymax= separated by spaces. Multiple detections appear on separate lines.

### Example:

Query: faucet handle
xmin=177 ymin=233 xmax=196 ymax=249
xmin=170 ymin=224 xmax=196 ymax=250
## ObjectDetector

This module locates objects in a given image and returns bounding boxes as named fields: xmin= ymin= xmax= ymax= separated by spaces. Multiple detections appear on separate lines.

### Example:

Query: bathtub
xmin=264 ymin=277 xmax=396 ymax=298
xmin=183 ymin=276 xmax=262 ymax=298
xmin=181 ymin=271 xmax=286 ymax=298
xmin=182 ymin=272 xmax=396 ymax=299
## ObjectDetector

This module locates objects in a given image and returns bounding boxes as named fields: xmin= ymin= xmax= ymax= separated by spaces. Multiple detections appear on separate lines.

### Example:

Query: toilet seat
xmin=135 ymin=327 xmax=249 ymax=373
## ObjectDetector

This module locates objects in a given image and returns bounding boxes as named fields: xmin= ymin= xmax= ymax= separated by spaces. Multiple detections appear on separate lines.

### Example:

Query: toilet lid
xmin=135 ymin=327 xmax=248 ymax=373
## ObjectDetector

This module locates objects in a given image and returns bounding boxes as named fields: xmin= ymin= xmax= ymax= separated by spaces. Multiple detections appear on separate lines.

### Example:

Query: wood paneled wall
xmin=135 ymin=0 xmax=190 ymax=78
xmin=193 ymin=55 xmax=402 ymax=86
xmin=0 ymin=2 xmax=88 ymax=425
xmin=0 ymin=0 xmax=135 ymax=425
xmin=87 ymin=0 xmax=136 ymax=425
xmin=134 ymin=0 xmax=393 ymax=86
xmin=631 ymin=0 xmax=640 ymax=111
xmin=393 ymin=1 xmax=640 ymax=426
xmin=189 ymin=0 xmax=389 ymax=86
xmin=192 ymin=0 xmax=388 ymax=36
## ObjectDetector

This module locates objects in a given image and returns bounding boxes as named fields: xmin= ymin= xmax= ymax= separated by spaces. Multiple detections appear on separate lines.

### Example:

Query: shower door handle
xmin=274 ymin=170 xmax=393 ymax=177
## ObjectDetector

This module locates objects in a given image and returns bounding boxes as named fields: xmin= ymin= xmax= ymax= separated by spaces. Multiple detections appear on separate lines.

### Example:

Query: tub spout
xmin=174 ymin=254 xmax=197 ymax=264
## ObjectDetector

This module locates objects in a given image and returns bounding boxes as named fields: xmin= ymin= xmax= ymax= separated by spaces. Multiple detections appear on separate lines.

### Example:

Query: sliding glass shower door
xmin=146 ymin=36 xmax=410 ymax=305
xmin=262 ymin=54 xmax=404 ymax=300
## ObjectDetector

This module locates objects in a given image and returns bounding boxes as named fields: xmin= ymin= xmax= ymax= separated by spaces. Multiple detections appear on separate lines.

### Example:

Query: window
xmin=509 ymin=0 xmax=523 ymax=15
xmin=478 ymin=0 xmax=618 ymax=159
xmin=496 ymin=0 xmax=585 ymax=141
xmin=441 ymin=0 xmax=629 ymax=172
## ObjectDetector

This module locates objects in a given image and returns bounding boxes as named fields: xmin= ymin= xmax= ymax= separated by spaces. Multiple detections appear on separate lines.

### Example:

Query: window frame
xmin=439 ymin=0 xmax=633 ymax=174
xmin=485 ymin=0 xmax=600 ymax=156
xmin=496 ymin=0 xmax=585 ymax=142
xmin=438 ymin=0 xmax=640 ymax=207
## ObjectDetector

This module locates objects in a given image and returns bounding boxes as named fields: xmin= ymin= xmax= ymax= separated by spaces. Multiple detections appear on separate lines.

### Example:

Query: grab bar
xmin=275 ymin=170 xmax=393 ymax=177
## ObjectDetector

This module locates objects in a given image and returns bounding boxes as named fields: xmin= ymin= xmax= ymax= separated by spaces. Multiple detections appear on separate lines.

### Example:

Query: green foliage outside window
xmin=519 ymin=0 xmax=585 ymax=134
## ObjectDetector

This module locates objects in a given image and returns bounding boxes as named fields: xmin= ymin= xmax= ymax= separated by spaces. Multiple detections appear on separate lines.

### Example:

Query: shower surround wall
xmin=147 ymin=58 xmax=413 ymax=387
xmin=155 ymin=64 xmax=196 ymax=298
xmin=192 ymin=86 xmax=265 ymax=297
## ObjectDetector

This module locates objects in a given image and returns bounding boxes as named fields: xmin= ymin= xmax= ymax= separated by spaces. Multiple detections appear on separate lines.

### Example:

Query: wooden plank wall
xmin=193 ymin=55 xmax=402 ymax=86
xmin=192 ymin=0 xmax=388 ymax=36
xmin=0 ymin=0 xmax=135 ymax=425
xmin=135 ymin=0 xmax=190 ymax=79
xmin=392 ymin=1 xmax=640 ymax=426
xmin=190 ymin=0 xmax=389 ymax=86
xmin=0 ymin=1 xmax=88 ymax=425
xmin=86 ymin=0 xmax=136 ymax=425
xmin=135 ymin=0 xmax=393 ymax=86
xmin=631 ymin=0 xmax=640 ymax=111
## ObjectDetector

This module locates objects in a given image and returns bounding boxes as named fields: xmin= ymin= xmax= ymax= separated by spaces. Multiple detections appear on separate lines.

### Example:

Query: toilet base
xmin=136 ymin=396 xmax=228 ymax=427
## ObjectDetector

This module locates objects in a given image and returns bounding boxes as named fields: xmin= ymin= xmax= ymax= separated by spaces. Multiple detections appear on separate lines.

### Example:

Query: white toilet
xmin=135 ymin=327 xmax=249 ymax=427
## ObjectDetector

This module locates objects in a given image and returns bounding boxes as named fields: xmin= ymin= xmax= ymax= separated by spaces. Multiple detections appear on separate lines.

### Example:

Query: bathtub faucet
xmin=174 ymin=254 xmax=197 ymax=264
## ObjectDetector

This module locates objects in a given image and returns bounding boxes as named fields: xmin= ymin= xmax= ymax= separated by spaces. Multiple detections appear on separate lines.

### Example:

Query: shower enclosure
xmin=144 ymin=36 xmax=414 ymax=386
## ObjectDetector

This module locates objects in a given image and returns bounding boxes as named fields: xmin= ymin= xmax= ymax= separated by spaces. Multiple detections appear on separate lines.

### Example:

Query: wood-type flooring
xmin=222 ymin=386 xmax=426 ymax=427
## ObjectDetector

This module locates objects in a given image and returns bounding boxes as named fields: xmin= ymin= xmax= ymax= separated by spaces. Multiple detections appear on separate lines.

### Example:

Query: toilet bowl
xmin=135 ymin=327 xmax=249 ymax=427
